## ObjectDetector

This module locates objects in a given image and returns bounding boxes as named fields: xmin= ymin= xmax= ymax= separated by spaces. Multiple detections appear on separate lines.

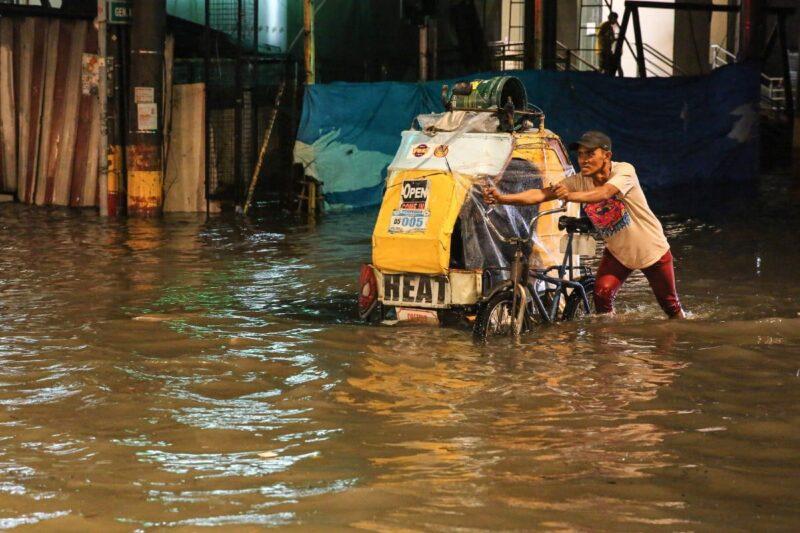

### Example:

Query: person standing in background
xmin=597 ymin=12 xmax=619 ymax=75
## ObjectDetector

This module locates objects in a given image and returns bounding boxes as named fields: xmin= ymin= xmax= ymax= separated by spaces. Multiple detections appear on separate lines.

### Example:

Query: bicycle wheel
xmin=564 ymin=276 xmax=596 ymax=321
xmin=473 ymin=290 xmax=518 ymax=339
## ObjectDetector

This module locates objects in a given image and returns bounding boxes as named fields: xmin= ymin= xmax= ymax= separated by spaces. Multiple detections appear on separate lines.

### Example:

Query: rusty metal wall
xmin=0 ymin=16 xmax=101 ymax=206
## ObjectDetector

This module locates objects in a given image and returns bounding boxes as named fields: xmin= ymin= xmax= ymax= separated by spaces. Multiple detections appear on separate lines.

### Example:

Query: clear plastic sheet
xmin=451 ymin=158 xmax=543 ymax=270
xmin=414 ymin=111 xmax=500 ymax=134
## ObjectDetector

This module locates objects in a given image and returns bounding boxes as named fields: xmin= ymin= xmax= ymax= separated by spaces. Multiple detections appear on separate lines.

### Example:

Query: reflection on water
xmin=0 ymin=174 xmax=799 ymax=530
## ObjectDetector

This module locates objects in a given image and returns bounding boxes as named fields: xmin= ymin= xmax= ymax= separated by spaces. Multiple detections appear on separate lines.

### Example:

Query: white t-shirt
xmin=563 ymin=162 xmax=669 ymax=270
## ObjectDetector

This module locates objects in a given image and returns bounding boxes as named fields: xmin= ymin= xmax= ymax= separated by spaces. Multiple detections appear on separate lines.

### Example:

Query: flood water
xmin=0 ymin=173 xmax=799 ymax=530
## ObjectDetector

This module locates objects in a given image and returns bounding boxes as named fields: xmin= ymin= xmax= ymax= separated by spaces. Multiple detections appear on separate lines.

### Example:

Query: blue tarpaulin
xmin=293 ymin=64 xmax=760 ymax=210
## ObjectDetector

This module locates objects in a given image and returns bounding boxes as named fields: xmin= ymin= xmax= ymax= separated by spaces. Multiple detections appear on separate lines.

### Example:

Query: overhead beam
xmin=625 ymin=1 xmax=795 ymax=14
xmin=624 ymin=1 xmax=738 ymax=12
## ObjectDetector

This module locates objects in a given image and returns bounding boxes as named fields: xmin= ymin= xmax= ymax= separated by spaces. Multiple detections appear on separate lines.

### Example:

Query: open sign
xmin=400 ymin=179 xmax=429 ymax=210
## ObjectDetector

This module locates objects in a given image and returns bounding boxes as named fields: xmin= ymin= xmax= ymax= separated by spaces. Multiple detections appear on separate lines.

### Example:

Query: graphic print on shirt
xmin=584 ymin=197 xmax=631 ymax=238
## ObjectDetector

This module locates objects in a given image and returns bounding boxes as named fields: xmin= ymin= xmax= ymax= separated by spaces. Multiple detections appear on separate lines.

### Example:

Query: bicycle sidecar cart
xmin=357 ymin=76 xmax=596 ymax=333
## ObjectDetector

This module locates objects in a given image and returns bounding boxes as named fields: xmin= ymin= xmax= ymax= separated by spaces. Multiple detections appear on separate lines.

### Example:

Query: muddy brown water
xmin=0 ymin=175 xmax=799 ymax=530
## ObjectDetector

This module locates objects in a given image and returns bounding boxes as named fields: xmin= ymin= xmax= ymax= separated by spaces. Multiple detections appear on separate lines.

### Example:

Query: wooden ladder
xmin=296 ymin=177 xmax=323 ymax=215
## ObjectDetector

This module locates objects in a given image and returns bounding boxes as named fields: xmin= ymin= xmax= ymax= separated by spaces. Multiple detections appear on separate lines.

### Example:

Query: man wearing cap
xmin=483 ymin=131 xmax=685 ymax=319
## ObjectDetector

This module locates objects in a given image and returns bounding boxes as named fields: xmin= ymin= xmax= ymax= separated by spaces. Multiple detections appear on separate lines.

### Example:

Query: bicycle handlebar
xmin=530 ymin=206 xmax=567 ymax=227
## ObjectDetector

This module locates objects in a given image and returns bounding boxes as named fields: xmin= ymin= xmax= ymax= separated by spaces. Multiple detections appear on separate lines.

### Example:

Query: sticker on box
xmin=389 ymin=209 xmax=429 ymax=233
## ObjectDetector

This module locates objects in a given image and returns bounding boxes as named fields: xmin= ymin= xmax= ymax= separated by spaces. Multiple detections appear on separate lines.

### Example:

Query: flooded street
xmin=0 ymin=173 xmax=799 ymax=530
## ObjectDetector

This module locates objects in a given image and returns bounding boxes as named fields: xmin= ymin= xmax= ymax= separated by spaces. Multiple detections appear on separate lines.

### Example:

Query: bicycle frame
xmin=481 ymin=205 xmax=594 ymax=327
xmin=532 ymin=228 xmax=593 ymax=320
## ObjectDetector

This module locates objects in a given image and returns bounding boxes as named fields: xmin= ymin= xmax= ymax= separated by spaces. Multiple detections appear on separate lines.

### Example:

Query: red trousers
xmin=594 ymin=249 xmax=683 ymax=317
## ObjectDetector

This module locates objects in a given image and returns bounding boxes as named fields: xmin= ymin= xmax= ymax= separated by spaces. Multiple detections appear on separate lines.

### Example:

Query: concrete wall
xmin=557 ymin=0 xmax=579 ymax=50
xmin=709 ymin=9 xmax=729 ymax=50
xmin=164 ymin=84 xmax=207 ymax=212
xmin=0 ymin=17 xmax=101 ymax=205
xmin=672 ymin=0 xmax=711 ymax=75
xmin=481 ymin=0 xmax=503 ymax=43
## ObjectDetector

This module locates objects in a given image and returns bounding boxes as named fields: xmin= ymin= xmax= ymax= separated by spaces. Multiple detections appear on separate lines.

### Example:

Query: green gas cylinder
xmin=448 ymin=76 xmax=528 ymax=111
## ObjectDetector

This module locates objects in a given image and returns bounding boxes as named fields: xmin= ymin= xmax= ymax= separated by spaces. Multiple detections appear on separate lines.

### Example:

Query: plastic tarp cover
xmin=414 ymin=110 xmax=500 ymax=133
xmin=294 ymin=82 xmax=439 ymax=210
xmin=294 ymin=64 xmax=760 ymax=210
xmin=455 ymin=158 xmax=542 ymax=271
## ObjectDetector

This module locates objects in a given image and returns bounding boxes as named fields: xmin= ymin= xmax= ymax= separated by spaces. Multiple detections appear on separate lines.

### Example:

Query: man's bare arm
xmin=485 ymin=186 xmax=556 ymax=206
xmin=554 ymin=182 xmax=619 ymax=203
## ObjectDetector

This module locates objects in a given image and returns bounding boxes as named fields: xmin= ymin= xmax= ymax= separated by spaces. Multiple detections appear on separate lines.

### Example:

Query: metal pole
xmin=418 ymin=19 xmax=428 ymax=81
xmin=303 ymin=0 xmax=315 ymax=84
xmin=127 ymin=0 xmax=165 ymax=216
xmin=796 ymin=17 xmax=800 ymax=171
xmin=777 ymin=14 xmax=794 ymax=121
xmin=523 ymin=0 xmax=535 ymax=69
xmin=542 ymin=0 xmax=557 ymax=70
xmin=612 ymin=7 xmax=631 ymax=77
xmin=533 ymin=0 xmax=543 ymax=69
xmin=632 ymin=7 xmax=646 ymax=78
xmin=289 ymin=60 xmax=299 ymax=205
xmin=253 ymin=0 xmax=258 ymax=54
xmin=204 ymin=0 xmax=210 ymax=213
xmin=107 ymin=26 xmax=120 ymax=216
xmin=430 ymin=19 xmax=438 ymax=80
xmin=234 ymin=0 xmax=243 ymax=207
xmin=251 ymin=0 xmax=259 ymax=194
xmin=97 ymin=0 xmax=109 ymax=215
xmin=797 ymin=26 xmax=800 ymax=153
xmin=739 ymin=0 xmax=765 ymax=62
xmin=118 ymin=24 xmax=130 ymax=215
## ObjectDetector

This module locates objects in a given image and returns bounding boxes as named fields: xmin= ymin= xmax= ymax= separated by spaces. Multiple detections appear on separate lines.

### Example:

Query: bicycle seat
xmin=558 ymin=216 xmax=593 ymax=234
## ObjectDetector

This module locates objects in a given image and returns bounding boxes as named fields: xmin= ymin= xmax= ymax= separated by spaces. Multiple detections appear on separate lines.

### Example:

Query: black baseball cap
xmin=569 ymin=131 xmax=612 ymax=151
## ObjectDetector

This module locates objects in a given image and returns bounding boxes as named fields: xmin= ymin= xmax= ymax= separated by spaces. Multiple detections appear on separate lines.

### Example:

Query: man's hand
xmin=552 ymin=182 xmax=571 ymax=201
xmin=482 ymin=183 xmax=503 ymax=205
